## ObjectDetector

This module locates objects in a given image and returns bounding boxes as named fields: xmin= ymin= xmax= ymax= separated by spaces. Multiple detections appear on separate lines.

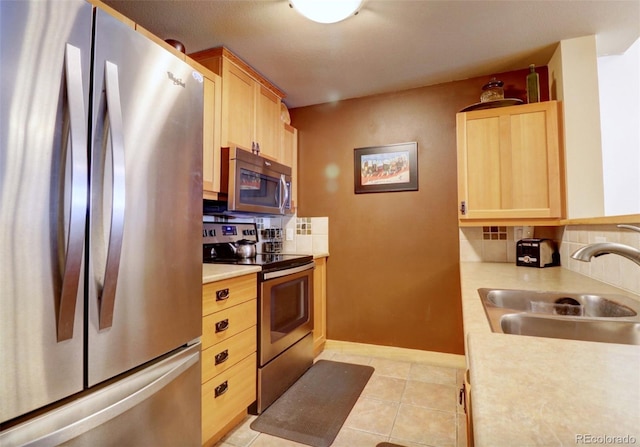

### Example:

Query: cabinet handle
xmin=460 ymin=201 xmax=466 ymax=215
xmin=214 ymin=381 xmax=228 ymax=398
xmin=459 ymin=384 xmax=468 ymax=413
xmin=214 ymin=349 xmax=229 ymax=365
xmin=256 ymin=142 xmax=260 ymax=154
xmin=216 ymin=288 xmax=229 ymax=301
xmin=215 ymin=319 xmax=229 ymax=333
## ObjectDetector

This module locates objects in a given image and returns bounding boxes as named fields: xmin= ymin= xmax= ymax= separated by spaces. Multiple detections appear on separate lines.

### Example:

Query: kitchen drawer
xmin=202 ymin=299 xmax=257 ymax=349
xmin=203 ymin=274 xmax=257 ymax=317
xmin=202 ymin=326 xmax=256 ymax=384
xmin=202 ymin=353 xmax=256 ymax=444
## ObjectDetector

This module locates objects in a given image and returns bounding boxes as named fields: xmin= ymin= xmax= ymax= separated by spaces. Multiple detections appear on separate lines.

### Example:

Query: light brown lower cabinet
xmin=460 ymin=370 xmax=474 ymax=447
xmin=312 ymin=257 xmax=327 ymax=356
xmin=201 ymin=274 xmax=257 ymax=446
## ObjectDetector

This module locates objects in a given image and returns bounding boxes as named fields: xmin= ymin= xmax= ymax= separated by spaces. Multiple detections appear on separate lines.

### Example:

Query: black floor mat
xmin=250 ymin=360 xmax=374 ymax=447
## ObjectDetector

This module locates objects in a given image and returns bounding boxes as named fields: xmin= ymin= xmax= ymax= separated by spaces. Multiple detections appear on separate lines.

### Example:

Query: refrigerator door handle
xmin=0 ymin=345 xmax=200 ymax=446
xmin=99 ymin=60 xmax=126 ymax=330
xmin=57 ymin=44 xmax=88 ymax=342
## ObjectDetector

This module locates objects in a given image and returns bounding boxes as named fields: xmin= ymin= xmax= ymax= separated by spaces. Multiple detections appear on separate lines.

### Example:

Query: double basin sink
xmin=479 ymin=288 xmax=640 ymax=345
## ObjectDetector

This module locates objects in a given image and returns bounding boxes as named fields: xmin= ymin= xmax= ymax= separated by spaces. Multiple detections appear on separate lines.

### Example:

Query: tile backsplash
xmin=459 ymin=224 xmax=640 ymax=295
xmin=561 ymin=224 xmax=640 ymax=295
xmin=284 ymin=216 xmax=329 ymax=255
xmin=202 ymin=213 xmax=329 ymax=255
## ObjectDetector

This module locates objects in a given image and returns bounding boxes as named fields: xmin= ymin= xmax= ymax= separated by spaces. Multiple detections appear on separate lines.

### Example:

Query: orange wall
xmin=290 ymin=68 xmax=546 ymax=355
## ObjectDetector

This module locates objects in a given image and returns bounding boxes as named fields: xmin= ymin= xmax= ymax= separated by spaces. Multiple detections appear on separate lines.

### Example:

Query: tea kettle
xmin=228 ymin=239 xmax=257 ymax=258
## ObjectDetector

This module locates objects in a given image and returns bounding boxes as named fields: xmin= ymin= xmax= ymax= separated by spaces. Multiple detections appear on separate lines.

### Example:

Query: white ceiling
xmin=104 ymin=0 xmax=640 ymax=109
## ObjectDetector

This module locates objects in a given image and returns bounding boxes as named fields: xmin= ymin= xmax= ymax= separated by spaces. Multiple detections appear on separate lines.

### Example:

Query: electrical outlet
xmin=286 ymin=228 xmax=294 ymax=241
xmin=522 ymin=226 xmax=534 ymax=238
xmin=514 ymin=226 xmax=523 ymax=241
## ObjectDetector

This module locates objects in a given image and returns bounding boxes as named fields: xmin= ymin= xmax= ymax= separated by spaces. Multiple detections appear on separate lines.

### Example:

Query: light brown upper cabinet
xmin=185 ymin=58 xmax=222 ymax=199
xmin=190 ymin=47 xmax=285 ymax=161
xmin=457 ymin=101 xmax=564 ymax=222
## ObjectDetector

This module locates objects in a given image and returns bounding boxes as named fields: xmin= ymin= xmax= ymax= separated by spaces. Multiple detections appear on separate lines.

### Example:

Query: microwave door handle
xmin=57 ymin=44 xmax=88 ymax=342
xmin=284 ymin=176 xmax=290 ymax=210
xmin=278 ymin=174 xmax=286 ymax=214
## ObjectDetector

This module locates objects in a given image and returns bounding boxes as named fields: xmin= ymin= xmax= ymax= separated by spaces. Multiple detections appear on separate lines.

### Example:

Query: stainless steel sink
xmin=479 ymin=288 xmax=638 ymax=317
xmin=477 ymin=288 xmax=640 ymax=345
xmin=500 ymin=313 xmax=640 ymax=345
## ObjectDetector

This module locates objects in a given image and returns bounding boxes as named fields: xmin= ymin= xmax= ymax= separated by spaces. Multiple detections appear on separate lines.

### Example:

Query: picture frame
xmin=354 ymin=142 xmax=418 ymax=194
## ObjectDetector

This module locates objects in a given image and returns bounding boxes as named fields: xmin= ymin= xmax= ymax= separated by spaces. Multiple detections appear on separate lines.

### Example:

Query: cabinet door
xmin=202 ymin=73 xmax=222 ymax=198
xmin=222 ymin=61 xmax=255 ymax=149
xmin=282 ymin=124 xmax=298 ymax=209
xmin=457 ymin=101 xmax=562 ymax=220
xmin=312 ymin=257 xmax=327 ymax=356
xmin=255 ymin=86 xmax=281 ymax=160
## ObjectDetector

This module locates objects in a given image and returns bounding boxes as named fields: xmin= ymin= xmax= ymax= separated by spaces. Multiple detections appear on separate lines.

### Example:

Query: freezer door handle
xmin=57 ymin=44 xmax=88 ymax=342
xmin=0 ymin=345 xmax=200 ymax=446
xmin=99 ymin=60 xmax=126 ymax=330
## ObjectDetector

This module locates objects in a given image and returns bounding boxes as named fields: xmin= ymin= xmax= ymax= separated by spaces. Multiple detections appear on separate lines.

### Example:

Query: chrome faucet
xmin=570 ymin=225 xmax=640 ymax=267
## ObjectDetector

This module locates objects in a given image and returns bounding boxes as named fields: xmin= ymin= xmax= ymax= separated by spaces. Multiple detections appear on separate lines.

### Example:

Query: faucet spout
xmin=571 ymin=242 xmax=640 ymax=267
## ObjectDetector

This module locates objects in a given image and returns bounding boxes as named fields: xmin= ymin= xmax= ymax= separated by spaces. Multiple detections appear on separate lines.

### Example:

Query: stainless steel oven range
xmin=203 ymin=222 xmax=314 ymax=414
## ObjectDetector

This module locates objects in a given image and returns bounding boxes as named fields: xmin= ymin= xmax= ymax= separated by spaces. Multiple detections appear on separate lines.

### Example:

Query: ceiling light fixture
xmin=289 ymin=0 xmax=364 ymax=24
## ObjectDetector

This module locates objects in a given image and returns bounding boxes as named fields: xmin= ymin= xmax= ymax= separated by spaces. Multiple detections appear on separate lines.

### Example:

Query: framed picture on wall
xmin=354 ymin=142 xmax=418 ymax=194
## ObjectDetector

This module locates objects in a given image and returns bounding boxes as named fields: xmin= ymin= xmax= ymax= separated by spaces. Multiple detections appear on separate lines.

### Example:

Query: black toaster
xmin=516 ymin=238 xmax=560 ymax=268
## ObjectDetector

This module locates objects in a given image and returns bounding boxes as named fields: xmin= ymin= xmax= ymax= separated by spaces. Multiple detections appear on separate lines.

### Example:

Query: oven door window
xmin=270 ymin=276 xmax=309 ymax=343
xmin=239 ymin=168 xmax=281 ymax=208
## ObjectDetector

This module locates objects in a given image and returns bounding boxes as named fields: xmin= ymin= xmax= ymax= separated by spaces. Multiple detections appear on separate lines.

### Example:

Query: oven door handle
xmin=262 ymin=262 xmax=315 ymax=280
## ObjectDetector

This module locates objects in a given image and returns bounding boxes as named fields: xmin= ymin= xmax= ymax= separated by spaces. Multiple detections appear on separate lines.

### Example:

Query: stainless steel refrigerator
xmin=0 ymin=1 xmax=203 ymax=445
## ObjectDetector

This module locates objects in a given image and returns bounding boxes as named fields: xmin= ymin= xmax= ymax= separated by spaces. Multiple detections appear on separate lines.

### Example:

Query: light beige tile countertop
xmin=460 ymin=262 xmax=640 ymax=447
xmin=202 ymin=264 xmax=261 ymax=284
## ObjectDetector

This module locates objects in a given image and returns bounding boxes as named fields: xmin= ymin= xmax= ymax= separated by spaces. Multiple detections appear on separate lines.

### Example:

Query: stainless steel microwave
xmin=210 ymin=146 xmax=292 ymax=215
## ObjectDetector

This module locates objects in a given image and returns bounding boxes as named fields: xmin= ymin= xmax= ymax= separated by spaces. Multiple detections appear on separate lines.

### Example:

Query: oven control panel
xmin=202 ymin=222 xmax=258 ymax=244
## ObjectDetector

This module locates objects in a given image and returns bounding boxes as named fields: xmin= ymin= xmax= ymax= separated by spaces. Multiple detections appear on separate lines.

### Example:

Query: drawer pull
xmin=215 ymin=319 xmax=229 ymax=333
xmin=214 ymin=381 xmax=228 ymax=398
xmin=216 ymin=288 xmax=230 ymax=301
xmin=214 ymin=349 xmax=229 ymax=365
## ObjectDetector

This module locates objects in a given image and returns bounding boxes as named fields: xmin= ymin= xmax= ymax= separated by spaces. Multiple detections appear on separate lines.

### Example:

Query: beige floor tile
xmin=331 ymin=427 xmax=388 ymax=446
xmin=217 ymin=415 xmax=259 ymax=447
xmin=409 ymin=363 xmax=458 ymax=386
xmin=331 ymin=353 xmax=372 ymax=366
xmin=388 ymin=438 xmax=430 ymax=447
xmin=369 ymin=357 xmax=412 ymax=379
xmin=361 ymin=375 xmax=407 ymax=402
xmin=313 ymin=349 xmax=336 ymax=362
xmin=344 ymin=396 xmax=399 ymax=436
xmin=402 ymin=381 xmax=458 ymax=413
xmin=247 ymin=433 xmax=308 ymax=447
xmin=391 ymin=404 xmax=456 ymax=447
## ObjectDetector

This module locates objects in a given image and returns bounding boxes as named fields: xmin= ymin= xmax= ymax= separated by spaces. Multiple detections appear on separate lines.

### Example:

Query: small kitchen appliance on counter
xmin=203 ymin=222 xmax=315 ymax=414
xmin=516 ymin=238 xmax=560 ymax=268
